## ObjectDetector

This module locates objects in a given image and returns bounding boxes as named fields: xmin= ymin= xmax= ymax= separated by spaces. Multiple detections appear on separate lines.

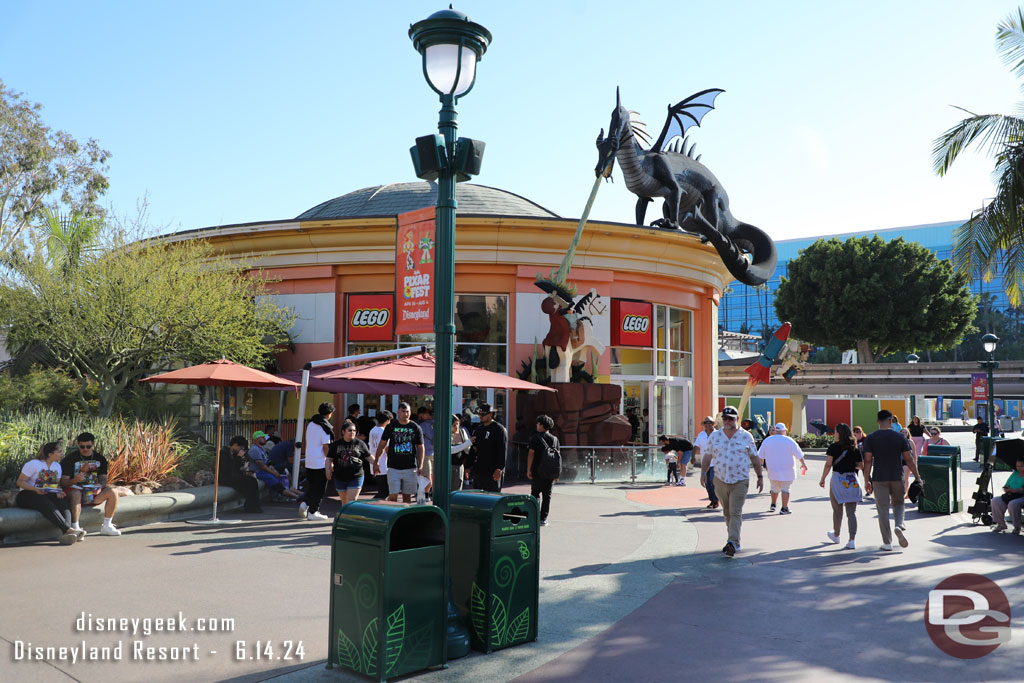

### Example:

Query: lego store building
xmin=168 ymin=182 xmax=732 ymax=443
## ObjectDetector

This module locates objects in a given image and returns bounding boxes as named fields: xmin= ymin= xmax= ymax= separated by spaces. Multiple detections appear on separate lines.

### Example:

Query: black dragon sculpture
xmin=595 ymin=88 xmax=777 ymax=286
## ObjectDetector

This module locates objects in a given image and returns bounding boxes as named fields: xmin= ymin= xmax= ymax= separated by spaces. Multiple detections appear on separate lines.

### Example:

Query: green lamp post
xmin=980 ymin=333 xmax=999 ymax=436
xmin=409 ymin=7 xmax=491 ymax=661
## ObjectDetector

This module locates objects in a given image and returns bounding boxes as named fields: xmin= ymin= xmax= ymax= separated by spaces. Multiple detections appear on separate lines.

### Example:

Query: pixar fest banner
xmin=395 ymin=207 xmax=435 ymax=335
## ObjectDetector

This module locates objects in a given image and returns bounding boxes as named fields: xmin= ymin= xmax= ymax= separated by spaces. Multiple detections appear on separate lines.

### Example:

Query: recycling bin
xmin=450 ymin=491 xmax=539 ymax=653
xmin=328 ymin=502 xmax=447 ymax=681
xmin=919 ymin=444 xmax=962 ymax=513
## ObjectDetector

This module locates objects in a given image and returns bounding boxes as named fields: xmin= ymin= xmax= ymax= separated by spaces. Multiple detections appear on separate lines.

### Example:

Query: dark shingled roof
xmin=296 ymin=182 xmax=560 ymax=220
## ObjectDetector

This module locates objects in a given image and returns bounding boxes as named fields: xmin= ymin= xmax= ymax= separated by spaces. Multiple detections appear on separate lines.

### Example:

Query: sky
xmin=2 ymin=0 xmax=1023 ymax=242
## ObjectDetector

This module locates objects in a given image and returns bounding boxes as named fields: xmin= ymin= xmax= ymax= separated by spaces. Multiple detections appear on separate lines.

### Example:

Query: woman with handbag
xmin=450 ymin=414 xmax=472 ymax=493
xmin=991 ymin=457 xmax=1024 ymax=533
xmin=819 ymin=423 xmax=864 ymax=549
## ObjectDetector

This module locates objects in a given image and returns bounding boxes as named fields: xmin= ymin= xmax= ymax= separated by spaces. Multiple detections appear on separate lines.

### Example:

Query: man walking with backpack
xmin=526 ymin=414 xmax=560 ymax=526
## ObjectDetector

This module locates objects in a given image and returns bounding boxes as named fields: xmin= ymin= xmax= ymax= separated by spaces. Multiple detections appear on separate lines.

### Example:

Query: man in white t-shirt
xmin=757 ymin=423 xmax=807 ymax=514
xmin=369 ymin=411 xmax=392 ymax=499
xmin=298 ymin=402 xmax=334 ymax=521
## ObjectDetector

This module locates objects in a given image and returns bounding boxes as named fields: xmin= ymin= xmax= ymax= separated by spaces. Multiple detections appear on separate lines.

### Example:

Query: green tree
xmin=0 ymin=228 xmax=294 ymax=417
xmin=932 ymin=8 xmax=1024 ymax=306
xmin=774 ymin=236 xmax=977 ymax=363
xmin=40 ymin=207 xmax=102 ymax=273
xmin=0 ymin=79 xmax=111 ymax=252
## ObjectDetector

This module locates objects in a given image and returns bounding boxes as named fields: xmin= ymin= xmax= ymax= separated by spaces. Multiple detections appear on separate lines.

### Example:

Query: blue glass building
xmin=719 ymin=219 xmax=1012 ymax=335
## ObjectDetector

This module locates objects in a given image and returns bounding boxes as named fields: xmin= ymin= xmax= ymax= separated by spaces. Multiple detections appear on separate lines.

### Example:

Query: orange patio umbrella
xmin=140 ymin=359 xmax=300 ymax=524
xmin=319 ymin=351 xmax=555 ymax=392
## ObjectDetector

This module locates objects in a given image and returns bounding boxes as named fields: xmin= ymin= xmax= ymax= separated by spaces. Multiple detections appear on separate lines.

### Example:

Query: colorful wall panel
xmin=852 ymin=400 xmax=878 ymax=432
xmin=806 ymin=399 xmax=825 ymax=434
xmin=750 ymin=397 xmax=775 ymax=427
xmin=826 ymin=399 xmax=852 ymax=430
xmin=879 ymin=399 xmax=906 ymax=425
xmin=774 ymin=398 xmax=793 ymax=431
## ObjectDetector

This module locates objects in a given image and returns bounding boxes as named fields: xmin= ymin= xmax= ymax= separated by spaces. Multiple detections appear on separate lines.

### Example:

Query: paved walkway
xmin=1 ymin=432 xmax=1021 ymax=682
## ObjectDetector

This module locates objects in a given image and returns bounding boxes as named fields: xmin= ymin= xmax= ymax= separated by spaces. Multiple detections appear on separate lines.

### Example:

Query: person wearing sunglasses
xmin=921 ymin=427 xmax=950 ymax=455
xmin=700 ymin=406 xmax=764 ymax=557
xmin=59 ymin=432 xmax=121 ymax=537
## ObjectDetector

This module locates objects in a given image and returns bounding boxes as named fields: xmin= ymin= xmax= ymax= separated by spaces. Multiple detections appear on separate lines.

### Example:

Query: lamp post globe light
xmin=409 ymin=7 xmax=491 ymax=662
xmin=980 ymin=334 xmax=999 ymax=437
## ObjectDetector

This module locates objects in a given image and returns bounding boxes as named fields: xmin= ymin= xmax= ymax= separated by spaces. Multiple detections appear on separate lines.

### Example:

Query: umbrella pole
xmin=189 ymin=384 xmax=242 ymax=525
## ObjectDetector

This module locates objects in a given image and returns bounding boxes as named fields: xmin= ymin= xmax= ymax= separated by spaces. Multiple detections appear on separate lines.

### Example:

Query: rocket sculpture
xmin=736 ymin=322 xmax=791 ymax=420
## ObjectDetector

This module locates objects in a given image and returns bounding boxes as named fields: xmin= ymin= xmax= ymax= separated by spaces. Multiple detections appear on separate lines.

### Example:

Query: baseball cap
xmin=252 ymin=430 xmax=268 ymax=440
xmin=702 ymin=416 xmax=715 ymax=424
xmin=476 ymin=403 xmax=494 ymax=416
xmin=722 ymin=406 xmax=738 ymax=418
xmin=774 ymin=423 xmax=787 ymax=433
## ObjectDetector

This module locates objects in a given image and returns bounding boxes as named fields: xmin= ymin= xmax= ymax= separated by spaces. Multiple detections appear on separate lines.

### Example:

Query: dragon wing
xmin=652 ymin=88 xmax=725 ymax=152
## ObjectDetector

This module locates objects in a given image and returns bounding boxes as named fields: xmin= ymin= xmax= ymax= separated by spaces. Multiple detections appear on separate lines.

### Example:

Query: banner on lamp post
xmin=971 ymin=372 xmax=989 ymax=401
xmin=395 ymin=207 xmax=436 ymax=335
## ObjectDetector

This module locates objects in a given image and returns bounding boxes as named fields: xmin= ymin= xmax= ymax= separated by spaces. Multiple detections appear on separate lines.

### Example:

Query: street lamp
xmin=906 ymin=353 xmax=919 ymax=417
xmin=980 ymin=334 xmax=999 ymax=440
xmin=409 ymin=6 xmax=491 ymax=661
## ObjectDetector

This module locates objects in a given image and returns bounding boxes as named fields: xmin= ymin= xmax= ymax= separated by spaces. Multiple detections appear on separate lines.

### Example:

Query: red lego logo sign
xmin=611 ymin=300 xmax=653 ymax=347
xmin=347 ymin=294 xmax=394 ymax=342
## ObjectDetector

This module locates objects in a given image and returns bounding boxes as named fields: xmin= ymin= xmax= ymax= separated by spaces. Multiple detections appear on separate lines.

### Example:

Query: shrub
xmin=795 ymin=433 xmax=834 ymax=449
xmin=0 ymin=409 xmax=195 ymax=488
xmin=0 ymin=366 xmax=97 ymax=414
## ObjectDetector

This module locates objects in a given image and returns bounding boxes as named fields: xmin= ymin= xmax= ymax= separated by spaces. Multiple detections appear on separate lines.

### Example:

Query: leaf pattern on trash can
xmin=490 ymin=595 xmax=508 ymax=649
xmin=402 ymin=622 xmax=434 ymax=670
xmin=384 ymin=605 xmax=405 ymax=675
xmin=470 ymin=582 xmax=487 ymax=642
xmin=361 ymin=617 xmax=379 ymax=675
xmin=336 ymin=628 xmax=361 ymax=672
xmin=506 ymin=606 xmax=530 ymax=645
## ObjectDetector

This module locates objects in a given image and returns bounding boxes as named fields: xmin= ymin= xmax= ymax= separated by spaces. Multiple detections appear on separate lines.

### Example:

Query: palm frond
xmin=932 ymin=113 xmax=1024 ymax=175
xmin=997 ymin=8 xmax=1024 ymax=82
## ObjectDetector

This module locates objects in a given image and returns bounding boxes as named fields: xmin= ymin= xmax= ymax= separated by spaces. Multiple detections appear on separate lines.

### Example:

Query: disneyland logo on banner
xmin=925 ymin=573 xmax=1011 ymax=659
xmin=395 ymin=207 xmax=435 ymax=335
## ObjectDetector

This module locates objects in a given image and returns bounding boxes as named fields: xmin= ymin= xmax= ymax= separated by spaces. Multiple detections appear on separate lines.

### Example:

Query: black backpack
xmin=536 ymin=433 xmax=562 ymax=479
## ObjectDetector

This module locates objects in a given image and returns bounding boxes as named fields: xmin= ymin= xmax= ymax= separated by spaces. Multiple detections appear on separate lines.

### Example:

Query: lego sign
xmin=347 ymin=295 xmax=394 ymax=342
xmin=395 ymin=207 xmax=435 ymax=335
xmin=611 ymin=300 xmax=653 ymax=347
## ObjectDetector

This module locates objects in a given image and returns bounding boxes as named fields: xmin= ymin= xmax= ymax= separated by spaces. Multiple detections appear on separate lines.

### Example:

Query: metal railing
xmin=193 ymin=419 xmax=298 ymax=446
xmin=508 ymin=442 xmax=673 ymax=484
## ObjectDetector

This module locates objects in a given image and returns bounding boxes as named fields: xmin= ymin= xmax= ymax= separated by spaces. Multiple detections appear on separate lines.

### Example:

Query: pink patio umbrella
xmin=140 ymin=359 xmax=300 ymax=524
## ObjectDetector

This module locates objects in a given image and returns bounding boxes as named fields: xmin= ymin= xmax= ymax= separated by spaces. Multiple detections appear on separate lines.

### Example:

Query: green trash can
xmin=450 ymin=491 xmax=539 ymax=653
xmin=918 ymin=453 xmax=959 ymax=514
xmin=328 ymin=502 xmax=447 ymax=681
xmin=991 ymin=438 xmax=1013 ymax=471
xmin=921 ymin=444 xmax=963 ymax=513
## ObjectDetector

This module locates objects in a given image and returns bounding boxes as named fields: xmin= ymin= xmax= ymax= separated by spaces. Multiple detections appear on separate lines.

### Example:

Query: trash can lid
xmin=450 ymin=491 xmax=538 ymax=533
xmin=333 ymin=501 xmax=447 ymax=542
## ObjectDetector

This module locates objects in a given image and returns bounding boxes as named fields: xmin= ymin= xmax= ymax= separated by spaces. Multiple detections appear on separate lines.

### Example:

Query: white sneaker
xmin=677 ymin=479 xmax=686 ymax=486
xmin=100 ymin=522 xmax=121 ymax=536
xmin=59 ymin=531 xmax=78 ymax=545
xmin=894 ymin=527 xmax=909 ymax=548
xmin=826 ymin=531 xmax=840 ymax=544
xmin=879 ymin=543 xmax=893 ymax=552
xmin=845 ymin=540 xmax=856 ymax=550
xmin=299 ymin=501 xmax=308 ymax=519
xmin=74 ymin=528 xmax=87 ymax=541
xmin=309 ymin=511 xmax=329 ymax=521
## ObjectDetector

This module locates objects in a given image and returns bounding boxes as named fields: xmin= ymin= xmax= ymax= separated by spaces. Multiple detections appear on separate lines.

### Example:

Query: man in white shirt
xmin=694 ymin=416 xmax=718 ymax=509
xmin=757 ymin=423 xmax=807 ymax=514
xmin=298 ymin=402 xmax=334 ymax=521
xmin=369 ymin=411 xmax=392 ymax=499
xmin=700 ymin=406 xmax=763 ymax=556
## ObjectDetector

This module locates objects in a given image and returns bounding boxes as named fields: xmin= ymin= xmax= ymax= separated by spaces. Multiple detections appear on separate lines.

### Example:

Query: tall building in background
xmin=719 ymin=220 xmax=1012 ymax=339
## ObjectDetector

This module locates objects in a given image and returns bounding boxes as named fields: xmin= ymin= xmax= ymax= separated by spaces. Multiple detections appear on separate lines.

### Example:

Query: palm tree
xmin=933 ymin=8 xmax=1024 ymax=307
xmin=39 ymin=206 xmax=101 ymax=274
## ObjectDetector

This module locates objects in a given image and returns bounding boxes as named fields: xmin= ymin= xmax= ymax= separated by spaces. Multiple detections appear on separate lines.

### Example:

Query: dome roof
xmin=296 ymin=182 xmax=560 ymax=220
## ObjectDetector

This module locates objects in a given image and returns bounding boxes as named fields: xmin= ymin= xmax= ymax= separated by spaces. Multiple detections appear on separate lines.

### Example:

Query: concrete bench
xmin=0 ymin=483 xmax=265 ymax=545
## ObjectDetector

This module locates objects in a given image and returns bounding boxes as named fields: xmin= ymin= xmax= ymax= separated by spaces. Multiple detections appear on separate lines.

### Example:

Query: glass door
xmin=655 ymin=378 xmax=691 ymax=439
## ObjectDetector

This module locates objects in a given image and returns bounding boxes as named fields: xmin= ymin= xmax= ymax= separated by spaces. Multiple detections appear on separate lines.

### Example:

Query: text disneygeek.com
xmin=11 ymin=612 xmax=304 ymax=664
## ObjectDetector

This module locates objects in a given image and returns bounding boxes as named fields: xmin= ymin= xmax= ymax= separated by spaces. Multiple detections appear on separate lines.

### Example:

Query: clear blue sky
xmin=2 ymin=0 xmax=1021 ymax=241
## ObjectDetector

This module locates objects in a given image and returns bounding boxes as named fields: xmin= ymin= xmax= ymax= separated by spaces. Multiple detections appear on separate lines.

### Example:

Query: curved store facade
xmin=168 ymin=182 xmax=731 ymax=443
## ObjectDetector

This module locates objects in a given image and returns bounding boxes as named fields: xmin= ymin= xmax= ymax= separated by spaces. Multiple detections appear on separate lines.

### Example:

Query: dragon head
xmin=595 ymin=87 xmax=626 ymax=178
